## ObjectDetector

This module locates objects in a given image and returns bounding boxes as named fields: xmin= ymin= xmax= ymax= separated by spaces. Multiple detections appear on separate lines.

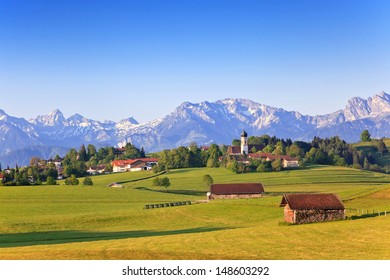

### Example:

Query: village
xmin=1 ymin=130 xmax=388 ymax=227
xmin=112 ymin=131 xmax=345 ymax=225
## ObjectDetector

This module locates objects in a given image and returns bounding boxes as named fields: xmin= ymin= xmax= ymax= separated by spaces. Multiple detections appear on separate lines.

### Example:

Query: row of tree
xmin=154 ymin=134 xmax=389 ymax=174
xmin=0 ymin=162 xmax=59 ymax=186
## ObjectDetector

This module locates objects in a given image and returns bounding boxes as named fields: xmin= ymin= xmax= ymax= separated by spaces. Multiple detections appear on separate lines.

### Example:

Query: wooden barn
xmin=207 ymin=183 xmax=265 ymax=199
xmin=280 ymin=193 xmax=345 ymax=224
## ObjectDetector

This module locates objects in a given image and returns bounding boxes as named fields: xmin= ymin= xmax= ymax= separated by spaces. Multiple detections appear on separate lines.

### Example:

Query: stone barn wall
xmin=283 ymin=205 xmax=295 ymax=224
xmin=294 ymin=209 xmax=345 ymax=224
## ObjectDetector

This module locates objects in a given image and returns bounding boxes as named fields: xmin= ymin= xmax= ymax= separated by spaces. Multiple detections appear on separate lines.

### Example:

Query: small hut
xmin=279 ymin=193 xmax=345 ymax=224
xmin=208 ymin=183 xmax=265 ymax=199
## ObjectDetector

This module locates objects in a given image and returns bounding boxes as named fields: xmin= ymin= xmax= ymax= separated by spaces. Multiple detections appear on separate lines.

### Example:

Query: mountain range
xmin=1 ymin=91 xmax=389 ymax=166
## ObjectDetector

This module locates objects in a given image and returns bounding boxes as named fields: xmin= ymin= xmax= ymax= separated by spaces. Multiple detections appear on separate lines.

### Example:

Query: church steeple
xmin=241 ymin=130 xmax=248 ymax=155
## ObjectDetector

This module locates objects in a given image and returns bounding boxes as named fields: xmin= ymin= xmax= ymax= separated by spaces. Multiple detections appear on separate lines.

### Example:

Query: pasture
xmin=0 ymin=165 xmax=390 ymax=260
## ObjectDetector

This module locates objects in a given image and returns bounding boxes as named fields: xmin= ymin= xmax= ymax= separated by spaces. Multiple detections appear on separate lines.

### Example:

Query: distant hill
xmin=1 ymin=91 xmax=390 ymax=166
xmin=353 ymin=138 xmax=390 ymax=166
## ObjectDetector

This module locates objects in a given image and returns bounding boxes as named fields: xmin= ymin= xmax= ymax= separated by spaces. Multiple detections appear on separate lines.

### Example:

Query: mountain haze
xmin=1 ymin=91 xmax=389 ymax=166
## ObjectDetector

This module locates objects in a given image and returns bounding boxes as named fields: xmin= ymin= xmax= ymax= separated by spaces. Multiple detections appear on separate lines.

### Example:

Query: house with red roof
xmin=248 ymin=153 xmax=299 ymax=168
xmin=111 ymin=158 xmax=158 ymax=172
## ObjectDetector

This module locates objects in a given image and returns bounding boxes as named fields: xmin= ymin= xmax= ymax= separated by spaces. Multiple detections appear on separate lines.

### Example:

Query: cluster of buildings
xmin=111 ymin=158 xmax=159 ymax=173
xmin=204 ymin=130 xmax=345 ymax=225
xmin=226 ymin=130 xmax=299 ymax=168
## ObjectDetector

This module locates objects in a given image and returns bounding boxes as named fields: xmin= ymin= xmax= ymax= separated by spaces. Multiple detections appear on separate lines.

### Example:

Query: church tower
xmin=240 ymin=130 xmax=248 ymax=155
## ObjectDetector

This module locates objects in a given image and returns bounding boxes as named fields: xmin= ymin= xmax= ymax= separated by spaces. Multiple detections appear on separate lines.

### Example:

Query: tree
xmin=273 ymin=141 xmax=286 ymax=155
xmin=257 ymin=161 xmax=272 ymax=172
xmin=202 ymin=174 xmax=213 ymax=187
xmin=78 ymin=144 xmax=88 ymax=162
xmin=82 ymin=176 xmax=93 ymax=186
xmin=30 ymin=157 xmax=42 ymax=167
xmin=206 ymin=144 xmax=220 ymax=168
xmin=232 ymin=139 xmax=240 ymax=146
xmin=363 ymin=157 xmax=370 ymax=170
xmin=360 ymin=130 xmax=371 ymax=142
xmin=377 ymin=139 xmax=388 ymax=156
xmin=87 ymin=144 xmax=97 ymax=158
xmin=271 ymin=159 xmax=283 ymax=171
xmin=160 ymin=177 xmax=171 ymax=191
xmin=46 ymin=176 xmax=57 ymax=185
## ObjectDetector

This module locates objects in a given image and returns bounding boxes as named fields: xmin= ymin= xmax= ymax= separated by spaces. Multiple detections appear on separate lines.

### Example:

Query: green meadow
xmin=1 ymin=165 xmax=390 ymax=260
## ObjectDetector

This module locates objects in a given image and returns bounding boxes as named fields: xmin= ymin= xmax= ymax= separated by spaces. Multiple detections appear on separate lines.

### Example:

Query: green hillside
xmin=353 ymin=138 xmax=390 ymax=166
xmin=0 ymin=165 xmax=390 ymax=260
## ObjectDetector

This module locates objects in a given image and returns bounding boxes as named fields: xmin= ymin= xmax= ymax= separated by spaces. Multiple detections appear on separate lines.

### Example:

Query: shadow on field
xmin=0 ymin=227 xmax=229 ymax=248
xmin=135 ymin=186 xmax=206 ymax=196
xmin=349 ymin=213 xmax=381 ymax=220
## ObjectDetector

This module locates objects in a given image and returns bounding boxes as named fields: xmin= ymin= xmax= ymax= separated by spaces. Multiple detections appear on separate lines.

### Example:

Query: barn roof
xmin=280 ymin=193 xmax=345 ymax=210
xmin=210 ymin=183 xmax=265 ymax=195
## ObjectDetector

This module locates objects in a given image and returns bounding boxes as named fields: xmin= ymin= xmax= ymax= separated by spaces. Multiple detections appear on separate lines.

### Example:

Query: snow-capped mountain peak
xmin=30 ymin=109 xmax=66 ymax=126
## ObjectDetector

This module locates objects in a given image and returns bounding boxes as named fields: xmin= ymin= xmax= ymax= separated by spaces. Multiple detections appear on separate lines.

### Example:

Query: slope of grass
xmin=353 ymin=139 xmax=390 ymax=166
xmin=0 ymin=166 xmax=390 ymax=260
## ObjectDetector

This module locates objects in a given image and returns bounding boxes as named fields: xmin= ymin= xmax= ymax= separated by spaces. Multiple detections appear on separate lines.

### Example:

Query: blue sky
xmin=1 ymin=0 xmax=389 ymax=123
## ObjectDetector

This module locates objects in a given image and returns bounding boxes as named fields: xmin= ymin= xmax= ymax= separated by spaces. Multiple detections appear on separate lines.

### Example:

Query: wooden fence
xmin=345 ymin=208 xmax=389 ymax=219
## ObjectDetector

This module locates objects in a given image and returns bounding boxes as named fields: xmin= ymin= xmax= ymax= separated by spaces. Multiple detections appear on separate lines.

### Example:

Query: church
xmin=226 ymin=130 xmax=299 ymax=168
xmin=227 ymin=130 xmax=263 ymax=155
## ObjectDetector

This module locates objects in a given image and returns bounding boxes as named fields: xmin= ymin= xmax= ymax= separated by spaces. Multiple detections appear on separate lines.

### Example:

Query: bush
xmin=46 ymin=176 xmax=57 ymax=185
xmin=64 ymin=175 xmax=79 ymax=185
xmin=152 ymin=177 xmax=162 ymax=186
xmin=83 ymin=176 xmax=93 ymax=186
xmin=152 ymin=176 xmax=170 ymax=191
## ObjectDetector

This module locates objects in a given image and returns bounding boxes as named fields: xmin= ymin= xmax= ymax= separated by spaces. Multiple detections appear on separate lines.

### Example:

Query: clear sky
xmin=1 ymin=0 xmax=389 ymax=123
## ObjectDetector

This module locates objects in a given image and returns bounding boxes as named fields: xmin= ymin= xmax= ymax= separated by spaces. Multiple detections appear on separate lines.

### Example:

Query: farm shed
xmin=280 ymin=193 xmax=345 ymax=224
xmin=208 ymin=183 xmax=265 ymax=199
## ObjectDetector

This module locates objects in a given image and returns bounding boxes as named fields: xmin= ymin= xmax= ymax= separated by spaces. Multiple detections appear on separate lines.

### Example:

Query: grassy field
xmin=0 ymin=165 xmax=390 ymax=260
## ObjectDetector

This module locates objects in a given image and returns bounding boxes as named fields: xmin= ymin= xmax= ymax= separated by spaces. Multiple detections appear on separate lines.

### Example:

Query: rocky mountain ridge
xmin=0 ymin=91 xmax=389 ymax=166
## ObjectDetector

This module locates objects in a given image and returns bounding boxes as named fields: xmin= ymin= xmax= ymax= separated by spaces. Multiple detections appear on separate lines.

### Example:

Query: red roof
xmin=280 ymin=193 xmax=345 ymax=210
xmin=227 ymin=146 xmax=241 ymax=154
xmin=112 ymin=158 xmax=158 ymax=166
xmin=210 ymin=183 xmax=265 ymax=195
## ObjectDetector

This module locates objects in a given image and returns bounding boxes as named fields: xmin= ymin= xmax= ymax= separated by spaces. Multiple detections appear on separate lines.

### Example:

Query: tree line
xmin=154 ymin=133 xmax=390 ymax=174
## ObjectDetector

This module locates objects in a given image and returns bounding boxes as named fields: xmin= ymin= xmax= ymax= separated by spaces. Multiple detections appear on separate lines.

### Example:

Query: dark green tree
xmin=232 ymin=139 xmax=240 ymax=146
xmin=377 ymin=139 xmax=388 ymax=156
xmin=202 ymin=174 xmax=213 ymax=187
xmin=87 ymin=144 xmax=97 ymax=159
xmin=160 ymin=177 xmax=171 ymax=191
xmin=360 ymin=130 xmax=371 ymax=142
xmin=78 ymin=144 xmax=88 ymax=162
